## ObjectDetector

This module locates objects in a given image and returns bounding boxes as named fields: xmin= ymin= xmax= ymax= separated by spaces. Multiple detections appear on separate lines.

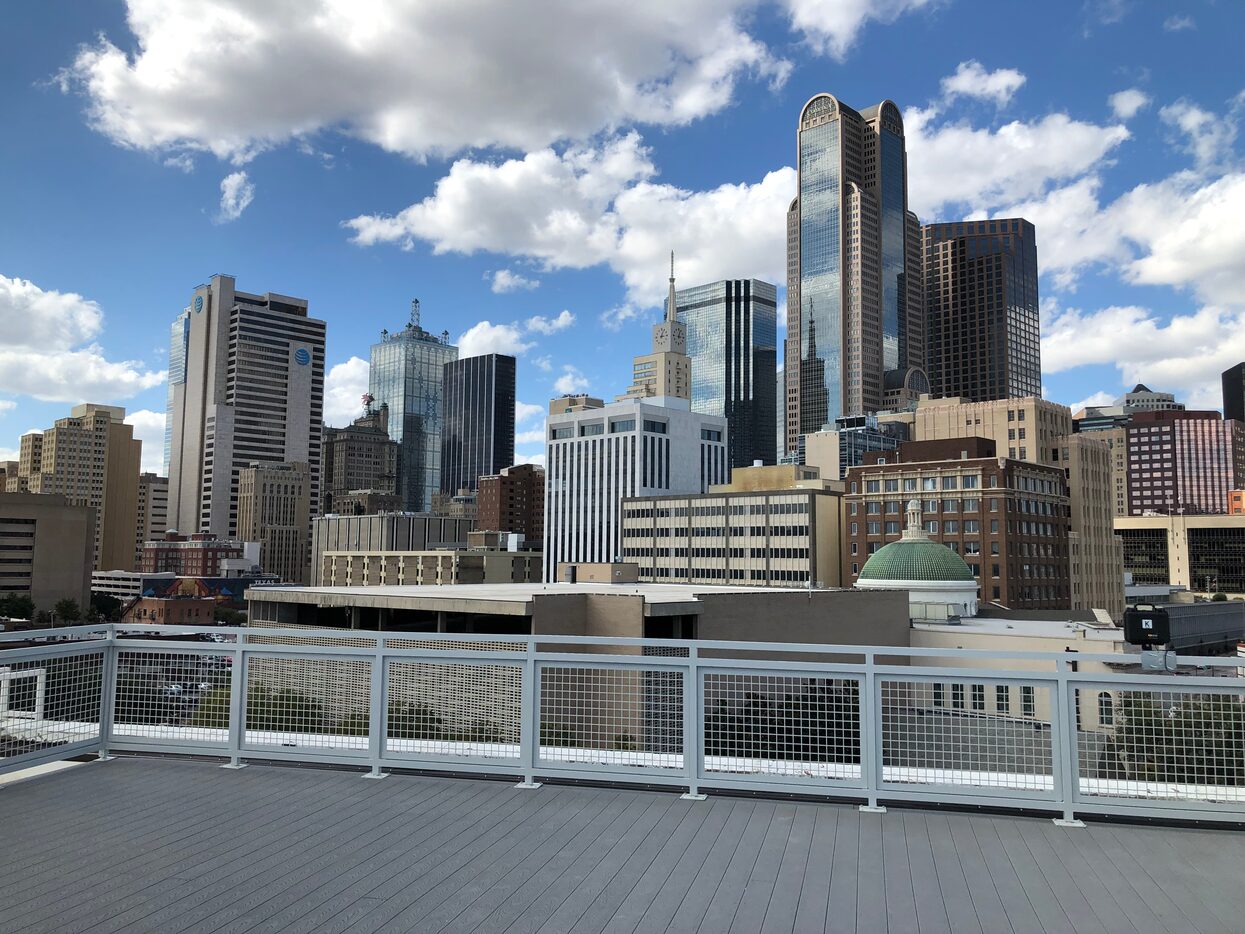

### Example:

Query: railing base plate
xmin=681 ymin=792 xmax=708 ymax=801
xmin=860 ymin=805 xmax=887 ymax=814
xmin=514 ymin=781 xmax=543 ymax=789
xmin=95 ymin=754 xmax=115 ymax=762
xmin=1053 ymin=818 xmax=1085 ymax=828
xmin=220 ymin=762 xmax=248 ymax=770
xmin=362 ymin=771 xmax=389 ymax=780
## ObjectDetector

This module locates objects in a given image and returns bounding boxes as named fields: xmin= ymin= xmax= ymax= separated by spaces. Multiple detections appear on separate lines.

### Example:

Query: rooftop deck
xmin=3 ymin=757 xmax=1243 ymax=934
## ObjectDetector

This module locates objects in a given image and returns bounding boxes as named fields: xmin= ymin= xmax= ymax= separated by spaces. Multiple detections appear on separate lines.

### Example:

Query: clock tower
xmin=617 ymin=252 xmax=693 ymax=402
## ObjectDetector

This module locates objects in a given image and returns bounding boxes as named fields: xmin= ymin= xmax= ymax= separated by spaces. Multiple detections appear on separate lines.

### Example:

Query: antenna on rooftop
xmin=410 ymin=298 xmax=421 ymax=330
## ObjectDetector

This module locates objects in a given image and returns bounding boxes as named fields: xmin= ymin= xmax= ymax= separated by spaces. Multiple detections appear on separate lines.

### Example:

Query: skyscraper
xmin=237 ymin=461 xmax=311 ymax=583
xmin=166 ymin=275 xmax=325 ymax=540
xmin=674 ymin=277 xmax=778 ymax=468
xmin=440 ymin=353 xmax=516 ymax=495
xmin=784 ymin=94 xmax=926 ymax=456
xmin=369 ymin=301 xmax=459 ymax=512
xmin=1222 ymin=363 xmax=1245 ymax=423
xmin=923 ymin=219 xmax=1041 ymax=402
xmin=321 ymin=401 xmax=399 ymax=515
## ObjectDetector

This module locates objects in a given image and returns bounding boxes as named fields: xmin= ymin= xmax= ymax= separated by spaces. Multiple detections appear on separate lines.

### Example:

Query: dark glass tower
xmin=784 ymin=94 xmax=926 ymax=456
xmin=923 ymin=219 xmax=1040 ymax=402
xmin=440 ymin=353 xmax=516 ymax=494
xmin=1222 ymin=363 xmax=1245 ymax=423
xmin=674 ymin=279 xmax=777 ymax=468
xmin=369 ymin=302 xmax=458 ymax=512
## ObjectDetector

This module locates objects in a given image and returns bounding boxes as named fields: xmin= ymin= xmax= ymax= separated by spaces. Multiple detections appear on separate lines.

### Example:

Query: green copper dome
xmin=858 ymin=538 xmax=974 ymax=582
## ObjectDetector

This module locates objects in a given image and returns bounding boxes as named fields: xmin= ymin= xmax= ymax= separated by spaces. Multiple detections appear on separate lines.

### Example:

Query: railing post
xmin=96 ymin=628 xmax=118 ymax=761
xmin=220 ymin=637 xmax=248 ymax=770
xmin=1050 ymin=659 xmax=1083 ymax=827
xmin=681 ymin=646 xmax=705 ymax=800
xmin=859 ymin=651 xmax=885 ymax=813
xmin=364 ymin=640 xmax=388 ymax=779
xmin=515 ymin=638 xmax=541 ymax=788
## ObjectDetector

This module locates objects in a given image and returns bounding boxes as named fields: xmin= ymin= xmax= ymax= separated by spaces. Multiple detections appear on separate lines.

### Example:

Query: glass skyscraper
xmin=165 ymin=309 xmax=190 ymax=475
xmin=440 ymin=353 xmax=516 ymax=495
xmin=369 ymin=306 xmax=458 ymax=512
xmin=675 ymin=279 xmax=778 ymax=468
xmin=784 ymin=94 xmax=926 ymax=457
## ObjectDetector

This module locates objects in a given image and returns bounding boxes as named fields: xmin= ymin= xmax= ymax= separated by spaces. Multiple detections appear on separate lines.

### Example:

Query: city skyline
xmin=2 ymin=3 xmax=1244 ymax=472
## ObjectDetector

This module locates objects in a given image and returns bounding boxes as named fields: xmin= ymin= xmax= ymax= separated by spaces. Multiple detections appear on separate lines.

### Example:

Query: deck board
xmin=1 ymin=757 xmax=1242 ymax=934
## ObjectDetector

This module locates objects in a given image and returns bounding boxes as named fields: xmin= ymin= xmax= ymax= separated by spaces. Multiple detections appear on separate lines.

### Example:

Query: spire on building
xmin=667 ymin=251 xmax=677 ymax=324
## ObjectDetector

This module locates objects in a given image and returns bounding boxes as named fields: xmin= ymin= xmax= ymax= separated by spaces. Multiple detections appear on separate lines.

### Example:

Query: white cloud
xmin=323 ymin=356 xmax=369 ymax=427
xmin=515 ymin=401 xmax=544 ymax=424
xmin=0 ymin=401 xmax=15 ymax=415
xmin=516 ymin=428 xmax=546 ymax=445
xmin=1043 ymin=303 xmax=1245 ymax=408
xmin=0 ymin=274 xmax=165 ymax=402
xmin=553 ymin=365 xmax=590 ymax=395
xmin=783 ymin=0 xmax=936 ymax=59
xmin=457 ymin=321 xmax=535 ymax=359
xmin=1163 ymin=14 xmax=1195 ymax=32
xmin=531 ymin=355 xmax=553 ymax=372
xmin=124 ymin=409 xmax=167 ymax=473
xmin=1108 ymin=88 xmax=1150 ymax=120
xmin=347 ymin=132 xmax=794 ymax=310
xmin=525 ymin=310 xmax=575 ymax=334
xmin=217 ymin=171 xmax=254 ymax=222
xmin=62 ymin=0 xmax=792 ymax=163
xmin=490 ymin=269 xmax=540 ymax=293
xmin=940 ymin=61 xmax=1026 ymax=106
xmin=1159 ymin=99 xmax=1237 ymax=168
xmin=906 ymin=108 xmax=1130 ymax=218
xmin=1066 ymin=390 xmax=1116 ymax=414
xmin=514 ymin=453 xmax=546 ymax=468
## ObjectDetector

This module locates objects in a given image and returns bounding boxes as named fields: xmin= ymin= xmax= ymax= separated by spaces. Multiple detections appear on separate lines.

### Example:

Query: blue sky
xmin=2 ymin=0 xmax=1243 ymax=472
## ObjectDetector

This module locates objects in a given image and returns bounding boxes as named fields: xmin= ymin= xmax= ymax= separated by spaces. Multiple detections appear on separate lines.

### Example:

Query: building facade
xmin=1059 ymin=434 xmax=1125 ymax=621
xmin=785 ymin=94 xmax=926 ymax=454
xmin=321 ymin=403 xmax=399 ymax=514
xmin=1116 ymin=514 xmax=1245 ymax=595
xmin=1073 ymin=383 xmax=1185 ymax=432
xmin=311 ymin=512 xmax=474 ymax=585
xmin=802 ymin=415 xmax=906 ymax=481
xmin=843 ymin=438 xmax=1072 ymax=611
xmin=6 ymin=404 xmax=141 ymax=572
xmin=0 ymin=492 xmax=95 ymax=613
xmin=134 ymin=473 xmax=169 ymax=566
xmin=477 ymin=464 xmax=544 ymax=543
xmin=237 ymin=461 xmax=311 ymax=584
xmin=673 ymin=278 xmax=778 ymax=468
xmin=922 ymin=219 xmax=1040 ymax=402
xmin=1223 ymin=363 xmax=1245 ymax=423
xmin=1125 ymin=410 xmax=1244 ymax=515
xmin=369 ymin=303 xmax=458 ymax=512
xmin=543 ymin=396 xmax=728 ymax=582
xmin=317 ymin=549 xmax=542 ymax=588
xmin=620 ymin=465 xmax=843 ymax=586
xmin=140 ymin=531 xmax=257 ymax=577
xmin=884 ymin=394 xmax=1072 ymax=467
xmin=440 ymin=353 xmax=516 ymax=495
xmin=166 ymin=275 xmax=325 ymax=541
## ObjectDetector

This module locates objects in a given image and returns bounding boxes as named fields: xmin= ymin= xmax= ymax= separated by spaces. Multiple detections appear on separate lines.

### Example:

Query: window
xmin=867 ymin=522 xmax=881 ymax=535
xmin=943 ymin=499 xmax=958 ymax=512
xmin=884 ymin=479 xmax=899 ymax=492
xmin=962 ymin=476 xmax=979 ymax=490
xmin=971 ymin=684 xmax=985 ymax=711
xmin=991 ymin=563 xmax=1000 ymax=578
xmin=962 ymin=498 xmax=979 ymax=512
xmin=964 ymin=520 xmax=980 ymax=533
xmin=1021 ymin=686 xmax=1035 ymax=717
xmin=610 ymin=419 xmax=635 ymax=433
xmin=885 ymin=521 xmax=900 ymax=534
xmin=579 ymin=423 xmax=603 ymax=436
xmin=903 ymin=478 xmax=918 ymax=492
xmin=643 ymin=419 xmax=667 ymax=434
xmin=921 ymin=477 xmax=938 ymax=491
xmin=943 ymin=520 xmax=958 ymax=534
xmin=866 ymin=480 xmax=881 ymax=493
xmin=866 ymin=502 xmax=881 ymax=514
xmin=700 ymin=428 xmax=722 ymax=442
xmin=885 ymin=501 xmax=900 ymax=514
xmin=942 ymin=476 xmax=958 ymax=490
xmin=550 ymin=426 xmax=573 ymax=439
xmin=933 ymin=683 xmax=944 ymax=707
xmin=1098 ymin=692 xmax=1114 ymax=726
xmin=996 ymin=685 xmax=1010 ymax=714
xmin=951 ymin=684 xmax=965 ymax=709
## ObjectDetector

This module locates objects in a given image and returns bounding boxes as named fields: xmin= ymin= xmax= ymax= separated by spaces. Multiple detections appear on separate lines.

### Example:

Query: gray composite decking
xmin=1 ymin=757 xmax=1243 ymax=933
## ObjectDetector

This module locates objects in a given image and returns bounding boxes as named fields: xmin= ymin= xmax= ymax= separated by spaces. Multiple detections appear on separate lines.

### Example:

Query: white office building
xmin=543 ymin=395 xmax=727 ymax=581
xmin=166 ymin=274 xmax=326 ymax=539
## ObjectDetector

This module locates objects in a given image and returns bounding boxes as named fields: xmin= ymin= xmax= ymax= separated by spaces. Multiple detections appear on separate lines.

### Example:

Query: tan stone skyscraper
xmin=617 ymin=254 xmax=693 ymax=402
xmin=237 ymin=461 xmax=311 ymax=584
xmin=5 ymin=404 xmax=141 ymax=572
xmin=784 ymin=94 xmax=927 ymax=457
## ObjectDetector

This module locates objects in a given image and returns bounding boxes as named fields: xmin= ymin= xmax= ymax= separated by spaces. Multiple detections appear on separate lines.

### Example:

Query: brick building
xmin=476 ymin=464 xmax=544 ymax=545
xmin=843 ymin=438 xmax=1071 ymax=611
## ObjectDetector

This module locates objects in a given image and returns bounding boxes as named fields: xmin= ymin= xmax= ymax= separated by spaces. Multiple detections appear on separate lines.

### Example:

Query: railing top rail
xmin=14 ymin=622 xmax=1239 ymax=670
xmin=0 ymin=623 xmax=112 ymax=644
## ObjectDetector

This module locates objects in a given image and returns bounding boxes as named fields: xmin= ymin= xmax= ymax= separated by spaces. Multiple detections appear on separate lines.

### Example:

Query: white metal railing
xmin=1 ymin=623 xmax=1242 ymax=823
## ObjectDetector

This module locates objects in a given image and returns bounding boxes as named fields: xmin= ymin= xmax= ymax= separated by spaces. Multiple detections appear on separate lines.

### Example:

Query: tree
xmin=0 ymin=594 xmax=35 ymax=620
xmin=213 ymin=606 xmax=246 ymax=626
xmin=1115 ymin=693 xmax=1244 ymax=784
xmin=1211 ymin=592 xmax=1227 ymax=602
xmin=53 ymin=599 xmax=82 ymax=624
xmin=90 ymin=592 xmax=124 ymax=621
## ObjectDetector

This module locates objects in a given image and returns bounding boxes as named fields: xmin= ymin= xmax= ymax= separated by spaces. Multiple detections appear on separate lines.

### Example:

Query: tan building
xmin=620 ymin=464 xmax=845 ymax=587
xmin=1060 ymin=435 xmax=1125 ymax=621
xmin=617 ymin=260 xmax=692 ymax=403
xmin=318 ymin=549 xmax=542 ymax=588
xmin=1115 ymin=514 xmax=1245 ymax=596
xmin=134 ymin=473 xmax=169 ymax=566
xmin=0 ymin=492 xmax=95 ymax=613
xmin=237 ymin=462 xmax=311 ymax=584
xmin=881 ymin=394 xmax=1072 ymax=466
xmin=5 ymin=404 xmax=141 ymax=572
xmin=320 ymin=403 xmax=398 ymax=515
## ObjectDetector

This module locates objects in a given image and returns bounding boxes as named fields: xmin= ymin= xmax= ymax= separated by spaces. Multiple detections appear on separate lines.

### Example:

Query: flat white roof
xmin=914 ymin=616 xmax=1124 ymax=642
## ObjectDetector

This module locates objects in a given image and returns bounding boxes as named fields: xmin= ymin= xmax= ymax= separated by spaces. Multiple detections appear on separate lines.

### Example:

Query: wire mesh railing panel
xmin=702 ymin=673 xmax=862 ymax=784
xmin=113 ymin=650 xmax=232 ymax=746
xmin=385 ymin=659 xmax=522 ymax=760
xmin=538 ymin=665 xmax=684 ymax=770
xmin=879 ymin=678 xmax=1055 ymax=796
xmin=384 ymin=638 xmax=524 ymax=654
xmin=1075 ymin=686 xmax=1245 ymax=805
xmin=243 ymin=655 xmax=371 ymax=754
xmin=244 ymin=630 xmax=377 ymax=650
xmin=1 ymin=650 xmax=103 ymax=760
